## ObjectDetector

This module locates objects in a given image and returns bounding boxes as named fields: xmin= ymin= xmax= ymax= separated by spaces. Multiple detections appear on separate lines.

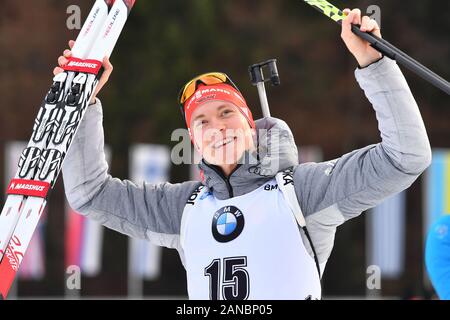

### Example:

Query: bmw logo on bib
xmin=212 ymin=206 xmax=245 ymax=243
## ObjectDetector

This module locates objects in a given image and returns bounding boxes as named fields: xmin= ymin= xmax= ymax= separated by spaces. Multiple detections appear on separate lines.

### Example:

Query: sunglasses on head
xmin=178 ymin=72 xmax=240 ymax=121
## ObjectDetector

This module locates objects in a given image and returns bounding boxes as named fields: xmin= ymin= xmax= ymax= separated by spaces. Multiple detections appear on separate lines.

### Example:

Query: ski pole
xmin=249 ymin=59 xmax=281 ymax=118
xmin=302 ymin=0 xmax=450 ymax=95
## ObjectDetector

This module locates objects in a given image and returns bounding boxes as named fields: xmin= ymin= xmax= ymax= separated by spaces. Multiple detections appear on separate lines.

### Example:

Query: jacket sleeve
xmin=62 ymin=100 xmax=200 ymax=251
xmin=293 ymin=57 xmax=432 ymax=264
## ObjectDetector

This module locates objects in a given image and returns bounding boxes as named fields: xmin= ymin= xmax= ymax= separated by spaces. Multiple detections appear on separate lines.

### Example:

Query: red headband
xmin=183 ymin=83 xmax=255 ymax=137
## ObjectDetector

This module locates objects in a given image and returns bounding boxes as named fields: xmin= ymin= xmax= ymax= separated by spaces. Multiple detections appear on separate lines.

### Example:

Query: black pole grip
xmin=349 ymin=24 xmax=450 ymax=95
xmin=249 ymin=59 xmax=281 ymax=86
xmin=268 ymin=60 xmax=281 ymax=86
xmin=249 ymin=64 xmax=264 ymax=84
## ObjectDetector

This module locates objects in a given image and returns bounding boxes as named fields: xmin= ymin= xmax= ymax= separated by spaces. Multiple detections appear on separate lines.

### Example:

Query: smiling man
xmin=181 ymin=77 xmax=257 ymax=176
xmin=60 ymin=9 xmax=431 ymax=299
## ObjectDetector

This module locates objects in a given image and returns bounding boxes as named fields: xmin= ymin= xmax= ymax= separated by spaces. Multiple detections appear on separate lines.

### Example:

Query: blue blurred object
xmin=425 ymin=215 xmax=450 ymax=300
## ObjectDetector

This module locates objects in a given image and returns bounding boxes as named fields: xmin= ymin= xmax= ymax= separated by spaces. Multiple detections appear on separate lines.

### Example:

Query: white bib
xmin=180 ymin=178 xmax=321 ymax=300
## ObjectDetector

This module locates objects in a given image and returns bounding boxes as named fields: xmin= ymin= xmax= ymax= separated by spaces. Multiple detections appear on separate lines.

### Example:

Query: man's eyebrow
xmin=192 ymin=114 xmax=205 ymax=122
xmin=217 ymin=104 xmax=229 ymax=110
xmin=193 ymin=105 xmax=232 ymax=122
xmin=192 ymin=104 xmax=234 ymax=121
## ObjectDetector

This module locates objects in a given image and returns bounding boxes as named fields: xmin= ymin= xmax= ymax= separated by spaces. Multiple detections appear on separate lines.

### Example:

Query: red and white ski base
xmin=0 ymin=0 xmax=112 ymax=263
xmin=0 ymin=0 xmax=135 ymax=299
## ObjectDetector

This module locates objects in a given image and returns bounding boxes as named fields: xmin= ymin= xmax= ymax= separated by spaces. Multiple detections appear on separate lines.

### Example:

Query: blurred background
xmin=0 ymin=0 xmax=449 ymax=299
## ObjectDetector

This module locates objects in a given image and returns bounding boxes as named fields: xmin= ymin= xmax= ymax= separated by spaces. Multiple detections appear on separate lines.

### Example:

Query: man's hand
xmin=341 ymin=8 xmax=383 ymax=68
xmin=53 ymin=40 xmax=114 ymax=104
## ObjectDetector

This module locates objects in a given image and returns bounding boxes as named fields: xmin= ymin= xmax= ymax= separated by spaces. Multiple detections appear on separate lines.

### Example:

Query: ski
xmin=302 ymin=0 xmax=450 ymax=95
xmin=0 ymin=0 xmax=136 ymax=299
xmin=0 ymin=0 xmax=113 ymax=263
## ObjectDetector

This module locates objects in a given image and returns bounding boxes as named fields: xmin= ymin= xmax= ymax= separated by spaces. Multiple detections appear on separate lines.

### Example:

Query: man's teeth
xmin=214 ymin=137 xmax=235 ymax=149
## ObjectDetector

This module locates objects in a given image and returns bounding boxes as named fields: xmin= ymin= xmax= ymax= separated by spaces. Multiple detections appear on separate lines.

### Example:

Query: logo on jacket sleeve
xmin=212 ymin=206 xmax=245 ymax=243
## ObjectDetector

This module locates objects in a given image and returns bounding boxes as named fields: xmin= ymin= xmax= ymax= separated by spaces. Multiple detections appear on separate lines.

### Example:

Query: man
xmin=59 ymin=9 xmax=431 ymax=299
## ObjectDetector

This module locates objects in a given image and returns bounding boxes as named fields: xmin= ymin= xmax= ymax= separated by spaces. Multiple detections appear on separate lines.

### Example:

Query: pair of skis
xmin=0 ymin=0 xmax=136 ymax=299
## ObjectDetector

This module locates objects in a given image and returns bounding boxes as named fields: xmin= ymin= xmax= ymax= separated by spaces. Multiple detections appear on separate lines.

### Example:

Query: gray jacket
xmin=62 ymin=57 xmax=431 ymax=268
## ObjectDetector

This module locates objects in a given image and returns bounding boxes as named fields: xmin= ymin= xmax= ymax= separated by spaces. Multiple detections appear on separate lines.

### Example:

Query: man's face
xmin=190 ymin=100 xmax=255 ymax=166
